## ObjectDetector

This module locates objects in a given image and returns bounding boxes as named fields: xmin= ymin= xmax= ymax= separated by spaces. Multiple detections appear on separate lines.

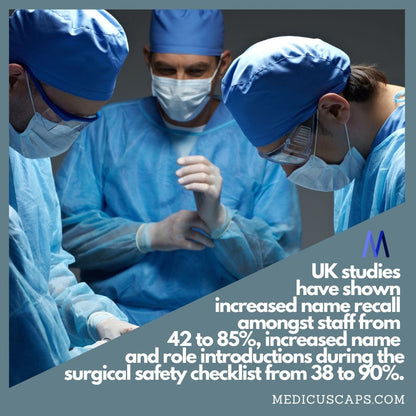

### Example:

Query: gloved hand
xmin=95 ymin=317 xmax=138 ymax=340
xmin=176 ymin=155 xmax=226 ymax=233
xmin=84 ymin=338 xmax=111 ymax=350
xmin=149 ymin=210 xmax=215 ymax=251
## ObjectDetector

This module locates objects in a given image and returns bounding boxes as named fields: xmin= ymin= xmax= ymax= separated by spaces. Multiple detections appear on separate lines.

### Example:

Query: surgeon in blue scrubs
xmin=9 ymin=9 xmax=137 ymax=385
xmin=222 ymin=36 xmax=405 ymax=233
xmin=55 ymin=10 xmax=301 ymax=325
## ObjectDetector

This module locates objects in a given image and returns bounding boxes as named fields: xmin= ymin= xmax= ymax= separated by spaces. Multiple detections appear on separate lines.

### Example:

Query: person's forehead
xmin=151 ymin=52 xmax=216 ymax=66
xmin=41 ymin=82 xmax=107 ymax=117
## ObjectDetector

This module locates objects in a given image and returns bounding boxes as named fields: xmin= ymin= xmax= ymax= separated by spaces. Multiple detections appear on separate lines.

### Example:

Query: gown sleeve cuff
xmin=135 ymin=223 xmax=154 ymax=253
xmin=210 ymin=205 xmax=232 ymax=240
xmin=87 ymin=311 xmax=116 ymax=341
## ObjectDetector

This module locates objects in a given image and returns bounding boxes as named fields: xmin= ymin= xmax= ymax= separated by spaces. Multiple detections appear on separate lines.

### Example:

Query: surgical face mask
xmin=151 ymin=58 xmax=221 ymax=122
xmin=287 ymin=112 xmax=365 ymax=192
xmin=9 ymin=72 xmax=87 ymax=159
xmin=9 ymin=114 xmax=84 ymax=159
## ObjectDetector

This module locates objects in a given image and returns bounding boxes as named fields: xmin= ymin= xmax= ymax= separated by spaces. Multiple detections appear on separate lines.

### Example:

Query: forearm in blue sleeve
xmin=61 ymin=209 xmax=146 ymax=271
xmin=212 ymin=211 xmax=298 ymax=279
xmin=212 ymin=170 xmax=301 ymax=279
xmin=48 ymin=264 xmax=128 ymax=346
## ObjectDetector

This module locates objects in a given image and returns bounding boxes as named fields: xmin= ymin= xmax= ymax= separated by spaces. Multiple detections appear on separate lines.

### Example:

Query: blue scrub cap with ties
xmin=150 ymin=9 xmax=224 ymax=56
xmin=222 ymin=36 xmax=351 ymax=147
xmin=9 ymin=9 xmax=129 ymax=101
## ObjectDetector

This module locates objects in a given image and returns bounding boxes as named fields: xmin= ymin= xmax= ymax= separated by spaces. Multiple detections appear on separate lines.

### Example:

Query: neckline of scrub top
xmin=369 ymin=100 xmax=405 ymax=153
xmin=140 ymin=96 xmax=236 ymax=134
xmin=163 ymin=119 xmax=206 ymax=133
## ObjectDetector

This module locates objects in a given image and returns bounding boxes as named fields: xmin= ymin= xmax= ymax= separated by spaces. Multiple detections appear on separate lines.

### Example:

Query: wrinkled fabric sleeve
xmin=55 ymin=119 xmax=145 ymax=272
xmin=60 ymin=210 xmax=144 ymax=271
xmin=9 ymin=206 xmax=88 ymax=385
xmin=212 ymin=164 xmax=301 ymax=279
xmin=48 ymin=180 xmax=128 ymax=346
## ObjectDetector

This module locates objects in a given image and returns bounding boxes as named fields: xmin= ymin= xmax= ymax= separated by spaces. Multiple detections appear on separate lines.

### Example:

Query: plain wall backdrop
xmin=52 ymin=9 xmax=404 ymax=249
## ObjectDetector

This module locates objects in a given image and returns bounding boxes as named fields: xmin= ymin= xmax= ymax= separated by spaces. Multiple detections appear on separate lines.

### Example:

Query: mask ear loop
xmin=212 ymin=54 xmax=224 ymax=97
xmin=313 ymin=112 xmax=352 ymax=157
xmin=210 ymin=53 xmax=223 ymax=81
xmin=312 ymin=110 xmax=319 ymax=156
xmin=25 ymin=71 xmax=37 ymax=116
xmin=345 ymin=123 xmax=351 ymax=151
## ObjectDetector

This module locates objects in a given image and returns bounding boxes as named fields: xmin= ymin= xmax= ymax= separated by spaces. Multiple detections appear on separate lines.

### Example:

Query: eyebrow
xmin=153 ymin=60 xmax=211 ymax=69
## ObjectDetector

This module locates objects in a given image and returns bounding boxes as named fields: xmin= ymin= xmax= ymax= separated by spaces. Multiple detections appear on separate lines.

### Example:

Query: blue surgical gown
xmin=9 ymin=146 xmax=128 ymax=347
xmin=334 ymin=99 xmax=405 ymax=232
xmin=55 ymin=97 xmax=301 ymax=325
xmin=9 ymin=206 xmax=89 ymax=386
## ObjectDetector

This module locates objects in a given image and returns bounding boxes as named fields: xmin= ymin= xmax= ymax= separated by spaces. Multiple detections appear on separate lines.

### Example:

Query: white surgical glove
xmin=138 ymin=210 xmax=215 ymax=252
xmin=88 ymin=312 xmax=138 ymax=341
xmin=176 ymin=155 xmax=231 ymax=238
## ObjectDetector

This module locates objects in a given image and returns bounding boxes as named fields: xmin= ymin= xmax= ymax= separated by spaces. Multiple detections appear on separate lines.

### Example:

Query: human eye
xmin=186 ymin=69 xmax=204 ymax=77
xmin=186 ymin=64 xmax=211 ymax=78
xmin=153 ymin=64 xmax=176 ymax=76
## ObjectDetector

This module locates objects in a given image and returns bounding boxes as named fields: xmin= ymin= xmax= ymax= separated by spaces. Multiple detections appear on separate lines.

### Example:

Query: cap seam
xmin=47 ymin=9 xmax=125 ymax=38
xmin=232 ymin=53 xmax=350 ymax=90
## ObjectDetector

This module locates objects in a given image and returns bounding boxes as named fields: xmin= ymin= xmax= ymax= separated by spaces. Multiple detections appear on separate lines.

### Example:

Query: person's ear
xmin=143 ymin=45 xmax=151 ymax=67
xmin=9 ymin=63 xmax=26 ymax=95
xmin=218 ymin=50 xmax=232 ymax=77
xmin=318 ymin=93 xmax=350 ymax=124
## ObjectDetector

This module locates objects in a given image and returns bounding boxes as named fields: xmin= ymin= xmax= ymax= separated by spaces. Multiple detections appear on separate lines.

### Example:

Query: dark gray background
xmin=50 ymin=9 xmax=405 ymax=249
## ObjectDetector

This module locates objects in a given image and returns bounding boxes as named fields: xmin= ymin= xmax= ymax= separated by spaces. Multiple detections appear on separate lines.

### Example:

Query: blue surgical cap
xmin=222 ymin=36 xmax=351 ymax=147
xmin=150 ymin=9 xmax=224 ymax=56
xmin=9 ymin=9 xmax=129 ymax=101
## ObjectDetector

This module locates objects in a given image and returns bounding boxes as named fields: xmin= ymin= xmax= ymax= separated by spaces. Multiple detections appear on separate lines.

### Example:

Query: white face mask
xmin=151 ymin=58 xmax=221 ymax=122
xmin=9 ymin=114 xmax=82 ymax=159
xmin=9 ymin=73 xmax=82 ymax=159
xmin=288 ymin=113 xmax=365 ymax=192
